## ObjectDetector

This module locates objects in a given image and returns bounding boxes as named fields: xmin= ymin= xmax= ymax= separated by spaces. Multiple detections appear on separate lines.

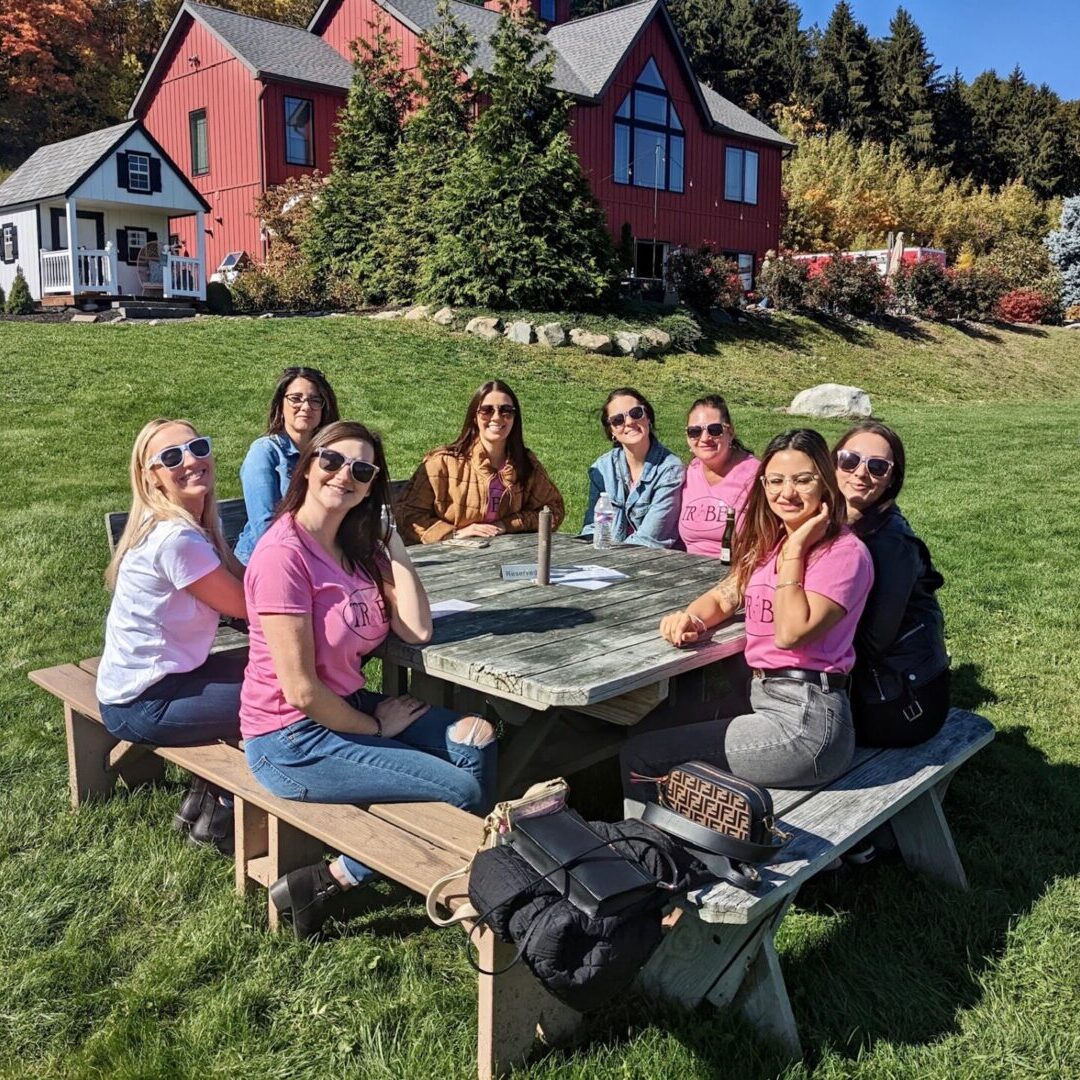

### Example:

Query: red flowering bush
xmin=995 ymin=288 xmax=1056 ymax=324
xmin=666 ymin=246 xmax=741 ymax=311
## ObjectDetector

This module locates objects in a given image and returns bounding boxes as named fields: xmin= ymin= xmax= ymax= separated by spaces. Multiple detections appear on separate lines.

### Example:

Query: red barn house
xmin=130 ymin=0 xmax=793 ymax=287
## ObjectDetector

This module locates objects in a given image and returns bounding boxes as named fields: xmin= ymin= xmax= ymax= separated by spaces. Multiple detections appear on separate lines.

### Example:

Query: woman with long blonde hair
xmin=97 ymin=418 xmax=246 ymax=852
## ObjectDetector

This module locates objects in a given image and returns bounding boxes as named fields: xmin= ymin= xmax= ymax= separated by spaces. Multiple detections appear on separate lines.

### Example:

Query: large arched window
xmin=613 ymin=58 xmax=684 ymax=193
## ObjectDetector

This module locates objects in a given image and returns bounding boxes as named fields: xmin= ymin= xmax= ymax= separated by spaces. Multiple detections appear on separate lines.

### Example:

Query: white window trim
xmin=128 ymin=153 xmax=151 ymax=193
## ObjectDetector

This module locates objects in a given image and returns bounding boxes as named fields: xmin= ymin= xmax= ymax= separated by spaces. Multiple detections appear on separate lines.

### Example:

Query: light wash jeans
xmin=244 ymin=689 xmax=496 ymax=884
xmin=622 ymin=675 xmax=855 ymax=813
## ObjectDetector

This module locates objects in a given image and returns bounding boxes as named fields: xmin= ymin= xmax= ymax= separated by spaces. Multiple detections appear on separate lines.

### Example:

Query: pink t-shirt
xmin=485 ymin=474 xmax=506 ymax=523
xmin=742 ymin=528 xmax=874 ymax=674
xmin=240 ymin=514 xmax=390 ymax=737
xmin=678 ymin=455 xmax=760 ymax=558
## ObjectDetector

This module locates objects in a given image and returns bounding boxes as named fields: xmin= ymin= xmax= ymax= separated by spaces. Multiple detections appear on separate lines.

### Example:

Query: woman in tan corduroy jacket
xmin=398 ymin=380 xmax=565 ymax=545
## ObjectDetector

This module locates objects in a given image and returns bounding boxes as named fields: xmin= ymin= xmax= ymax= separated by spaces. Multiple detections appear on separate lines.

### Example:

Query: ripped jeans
xmin=244 ymin=689 xmax=496 ymax=885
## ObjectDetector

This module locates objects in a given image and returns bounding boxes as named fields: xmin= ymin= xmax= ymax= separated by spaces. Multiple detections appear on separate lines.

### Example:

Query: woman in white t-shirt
xmin=96 ymin=418 xmax=246 ymax=851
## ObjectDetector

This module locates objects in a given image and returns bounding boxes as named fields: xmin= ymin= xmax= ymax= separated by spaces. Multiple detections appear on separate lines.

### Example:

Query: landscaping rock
xmin=787 ymin=383 xmax=872 ymax=419
xmin=612 ymin=330 xmax=645 ymax=357
xmin=505 ymin=320 xmax=535 ymax=345
xmin=259 ymin=312 xmax=276 ymax=319
xmin=369 ymin=309 xmax=404 ymax=320
xmin=432 ymin=306 xmax=456 ymax=326
xmin=642 ymin=327 xmax=672 ymax=353
xmin=536 ymin=322 xmax=567 ymax=347
xmin=404 ymin=304 xmax=432 ymax=320
xmin=71 ymin=313 xmax=98 ymax=323
xmin=466 ymin=316 xmax=504 ymax=341
xmin=569 ymin=328 xmax=614 ymax=354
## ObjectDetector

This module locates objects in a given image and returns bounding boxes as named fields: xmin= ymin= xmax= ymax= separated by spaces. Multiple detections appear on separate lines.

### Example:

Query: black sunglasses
xmin=477 ymin=404 xmax=517 ymax=420
xmin=315 ymin=448 xmax=380 ymax=484
xmin=147 ymin=436 xmax=212 ymax=470
xmin=606 ymin=404 xmax=647 ymax=428
xmin=836 ymin=449 xmax=893 ymax=479
xmin=686 ymin=422 xmax=727 ymax=440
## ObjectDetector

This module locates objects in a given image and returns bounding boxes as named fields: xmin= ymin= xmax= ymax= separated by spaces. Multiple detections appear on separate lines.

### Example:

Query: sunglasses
xmin=147 ymin=436 xmax=212 ymax=470
xmin=686 ymin=422 xmax=727 ymax=441
xmin=607 ymin=404 xmax=647 ymax=428
xmin=477 ymin=404 xmax=517 ymax=420
xmin=284 ymin=393 xmax=325 ymax=409
xmin=836 ymin=449 xmax=893 ymax=479
xmin=315 ymin=448 xmax=380 ymax=484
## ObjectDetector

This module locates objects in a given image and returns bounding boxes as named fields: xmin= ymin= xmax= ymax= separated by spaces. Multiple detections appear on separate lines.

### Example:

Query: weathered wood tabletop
xmin=381 ymin=532 xmax=746 ymax=711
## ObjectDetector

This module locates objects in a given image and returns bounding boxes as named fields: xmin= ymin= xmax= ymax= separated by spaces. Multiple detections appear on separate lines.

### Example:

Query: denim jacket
xmin=580 ymin=441 xmax=684 ymax=548
xmin=234 ymin=433 xmax=299 ymax=564
xmin=851 ymin=505 xmax=949 ymax=705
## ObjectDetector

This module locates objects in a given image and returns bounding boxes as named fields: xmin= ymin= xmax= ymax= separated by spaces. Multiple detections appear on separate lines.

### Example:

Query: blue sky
xmin=798 ymin=1 xmax=1079 ymax=100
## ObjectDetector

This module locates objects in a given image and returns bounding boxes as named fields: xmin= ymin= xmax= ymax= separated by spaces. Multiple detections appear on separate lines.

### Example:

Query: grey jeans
xmin=622 ymin=675 xmax=855 ymax=813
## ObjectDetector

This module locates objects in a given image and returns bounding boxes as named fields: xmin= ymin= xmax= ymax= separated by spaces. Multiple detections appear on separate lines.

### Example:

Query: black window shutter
xmin=116 ymin=152 xmax=129 ymax=191
xmin=10 ymin=224 xmax=17 ymax=261
xmin=149 ymin=158 xmax=162 ymax=193
xmin=148 ymin=231 xmax=158 ymax=248
xmin=117 ymin=229 xmax=129 ymax=263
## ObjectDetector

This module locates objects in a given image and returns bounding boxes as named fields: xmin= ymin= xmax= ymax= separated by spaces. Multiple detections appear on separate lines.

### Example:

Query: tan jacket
xmin=397 ymin=440 xmax=565 ymax=544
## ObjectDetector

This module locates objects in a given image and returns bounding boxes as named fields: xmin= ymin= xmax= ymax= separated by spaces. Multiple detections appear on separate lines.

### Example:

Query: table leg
xmin=494 ymin=706 xmax=564 ymax=799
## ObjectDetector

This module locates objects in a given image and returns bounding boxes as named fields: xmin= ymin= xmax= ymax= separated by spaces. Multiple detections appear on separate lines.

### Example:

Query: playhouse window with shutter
xmin=128 ymin=153 xmax=151 ymax=193
xmin=1 ymin=223 xmax=16 ymax=263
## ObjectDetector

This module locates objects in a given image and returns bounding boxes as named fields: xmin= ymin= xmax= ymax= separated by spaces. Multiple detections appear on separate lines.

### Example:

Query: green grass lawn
xmin=1 ymin=313 xmax=1078 ymax=1078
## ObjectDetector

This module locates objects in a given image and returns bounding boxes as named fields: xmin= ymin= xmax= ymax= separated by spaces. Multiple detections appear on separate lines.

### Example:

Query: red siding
xmin=262 ymin=82 xmax=346 ymax=186
xmin=483 ymin=0 xmax=573 ymax=24
xmin=319 ymin=0 xmax=423 ymax=70
xmin=569 ymin=15 xmax=783 ymax=266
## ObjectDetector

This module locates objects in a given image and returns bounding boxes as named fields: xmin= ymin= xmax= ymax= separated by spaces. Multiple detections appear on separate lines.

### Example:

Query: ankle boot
xmin=269 ymin=862 xmax=344 ymax=941
xmin=187 ymin=789 xmax=234 ymax=857
xmin=173 ymin=777 xmax=209 ymax=832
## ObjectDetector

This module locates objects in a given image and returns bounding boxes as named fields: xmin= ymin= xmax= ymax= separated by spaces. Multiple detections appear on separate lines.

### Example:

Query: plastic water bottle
xmin=593 ymin=492 xmax=615 ymax=550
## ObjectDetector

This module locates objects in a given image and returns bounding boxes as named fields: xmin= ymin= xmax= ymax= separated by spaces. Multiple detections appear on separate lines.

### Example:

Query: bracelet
xmin=372 ymin=714 xmax=384 ymax=737
xmin=775 ymin=581 xmax=803 ymax=591
xmin=686 ymin=612 xmax=708 ymax=633
xmin=781 ymin=550 xmax=804 ymax=561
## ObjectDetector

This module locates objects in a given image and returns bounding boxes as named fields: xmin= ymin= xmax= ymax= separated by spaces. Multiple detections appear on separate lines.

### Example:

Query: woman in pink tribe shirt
xmin=623 ymin=429 xmax=873 ymax=806
xmin=678 ymin=395 xmax=759 ymax=557
xmin=241 ymin=421 xmax=497 ymax=940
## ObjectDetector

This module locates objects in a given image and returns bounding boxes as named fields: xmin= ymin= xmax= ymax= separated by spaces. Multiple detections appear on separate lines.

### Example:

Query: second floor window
xmin=613 ymin=58 xmax=684 ymax=194
xmin=285 ymin=96 xmax=314 ymax=166
xmin=724 ymin=147 xmax=758 ymax=204
xmin=127 ymin=153 xmax=151 ymax=193
xmin=539 ymin=0 xmax=556 ymax=20
xmin=190 ymin=110 xmax=209 ymax=176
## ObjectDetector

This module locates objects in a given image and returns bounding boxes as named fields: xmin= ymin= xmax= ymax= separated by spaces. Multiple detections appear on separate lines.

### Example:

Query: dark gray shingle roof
xmin=699 ymin=82 xmax=795 ymax=149
xmin=0 ymin=122 xmax=138 ymax=209
xmin=186 ymin=2 xmax=354 ymax=89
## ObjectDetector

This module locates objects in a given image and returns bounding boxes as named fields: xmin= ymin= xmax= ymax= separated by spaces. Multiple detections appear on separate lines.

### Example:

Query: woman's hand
xmin=454 ymin=523 xmax=505 ymax=539
xmin=659 ymin=610 xmax=704 ymax=647
xmin=374 ymin=694 xmax=430 ymax=738
xmin=784 ymin=502 xmax=830 ymax=558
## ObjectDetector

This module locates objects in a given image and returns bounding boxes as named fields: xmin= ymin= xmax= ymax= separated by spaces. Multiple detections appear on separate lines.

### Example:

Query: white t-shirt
xmin=96 ymin=519 xmax=222 ymax=705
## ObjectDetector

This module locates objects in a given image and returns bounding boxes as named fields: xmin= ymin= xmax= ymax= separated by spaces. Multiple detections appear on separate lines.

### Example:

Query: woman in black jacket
xmin=833 ymin=421 xmax=950 ymax=747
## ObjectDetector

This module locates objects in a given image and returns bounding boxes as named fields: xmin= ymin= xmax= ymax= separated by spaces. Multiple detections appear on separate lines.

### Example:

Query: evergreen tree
xmin=878 ymin=7 xmax=938 ymax=159
xmin=932 ymin=69 xmax=973 ymax=175
xmin=1045 ymin=197 xmax=1080 ymax=309
xmin=305 ymin=19 xmax=413 ymax=295
xmin=965 ymin=70 xmax=1012 ymax=189
xmin=418 ymin=3 xmax=616 ymax=308
xmin=4 ymin=267 xmax=33 ymax=314
xmin=810 ymin=2 xmax=881 ymax=141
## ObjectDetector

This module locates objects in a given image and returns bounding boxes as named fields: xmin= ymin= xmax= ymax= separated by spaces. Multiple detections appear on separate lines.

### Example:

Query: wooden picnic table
xmin=379 ymin=532 xmax=747 ymax=796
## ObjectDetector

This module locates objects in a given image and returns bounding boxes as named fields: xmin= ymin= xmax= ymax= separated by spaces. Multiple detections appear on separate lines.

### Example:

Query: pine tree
xmin=4 ymin=266 xmax=33 ymax=314
xmin=305 ymin=18 xmax=413 ymax=296
xmin=932 ymin=69 xmax=973 ymax=175
xmin=1045 ymin=197 xmax=1080 ymax=309
xmin=878 ymin=7 xmax=938 ymax=159
xmin=810 ymin=2 xmax=881 ymax=141
xmin=418 ymin=3 xmax=616 ymax=308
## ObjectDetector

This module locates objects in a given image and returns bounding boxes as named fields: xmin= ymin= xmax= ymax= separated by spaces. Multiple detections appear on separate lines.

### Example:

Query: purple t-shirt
xmin=742 ymin=528 xmax=874 ymax=674
xmin=240 ymin=514 xmax=390 ymax=738
xmin=484 ymin=474 xmax=506 ymax=523
xmin=678 ymin=455 xmax=759 ymax=558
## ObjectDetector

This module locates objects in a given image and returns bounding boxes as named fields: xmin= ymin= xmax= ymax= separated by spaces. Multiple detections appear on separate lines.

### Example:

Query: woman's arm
xmin=659 ymin=576 xmax=742 ymax=647
xmin=503 ymin=457 xmax=566 ymax=533
xmin=625 ymin=462 xmax=684 ymax=549
xmin=396 ymin=456 xmax=457 ymax=545
xmin=579 ymin=464 xmax=605 ymax=537
xmin=381 ymin=527 xmax=433 ymax=645
xmin=238 ymin=440 xmax=283 ymax=551
xmin=185 ymin=564 xmax=247 ymax=618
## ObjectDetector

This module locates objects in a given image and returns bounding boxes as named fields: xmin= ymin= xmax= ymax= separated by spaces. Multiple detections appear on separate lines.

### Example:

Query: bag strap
xmin=641 ymin=802 xmax=786 ymax=864
xmin=425 ymin=866 xmax=479 ymax=927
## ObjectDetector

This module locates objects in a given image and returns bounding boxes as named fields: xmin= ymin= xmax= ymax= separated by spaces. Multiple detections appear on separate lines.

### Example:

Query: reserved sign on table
xmin=500 ymin=563 xmax=630 ymax=590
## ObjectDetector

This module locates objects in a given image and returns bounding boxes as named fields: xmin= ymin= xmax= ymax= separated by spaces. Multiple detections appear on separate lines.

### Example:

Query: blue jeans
xmin=244 ymin=689 xmax=496 ymax=885
xmin=99 ymin=651 xmax=243 ymax=746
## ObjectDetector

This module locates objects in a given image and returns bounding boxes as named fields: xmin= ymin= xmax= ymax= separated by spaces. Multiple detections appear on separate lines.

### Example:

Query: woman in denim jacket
xmin=234 ymin=367 xmax=340 ymax=563
xmin=581 ymin=387 xmax=684 ymax=548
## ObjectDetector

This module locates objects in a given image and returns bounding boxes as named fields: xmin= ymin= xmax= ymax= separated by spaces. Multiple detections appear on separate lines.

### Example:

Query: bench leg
xmin=729 ymin=937 xmax=801 ymax=1059
xmin=476 ymin=929 xmax=582 ymax=1080
xmin=234 ymin=797 xmax=270 ymax=896
xmin=891 ymin=786 xmax=969 ymax=890
xmin=65 ymin=706 xmax=118 ymax=807
xmin=266 ymin=816 xmax=327 ymax=929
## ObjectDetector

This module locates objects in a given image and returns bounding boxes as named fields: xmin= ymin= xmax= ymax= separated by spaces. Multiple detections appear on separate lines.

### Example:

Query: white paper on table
xmin=554 ymin=564 xmax=628 ymax=582
xmin=555 ymin=577 xmax=616 ymax=590
xmin=430 ymin=599 xmax=480 ymax=619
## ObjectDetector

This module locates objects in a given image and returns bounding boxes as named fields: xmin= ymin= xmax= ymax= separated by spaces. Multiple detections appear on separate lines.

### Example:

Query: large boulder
xmin=369 ymin=309 xmax=404 ymax=320
xmin=536 ymin=322 xmax=568 ymax=347
xmin=432 ymin=306 xmax=456 ymax=326
xmin=505 ymin=320 xmax=535 ymax=345
xmin=787 ymin=384 xmax=872 ymax=419
xmin=641 ymin=327 xmax=672 ymax=354
xmin=569 ymin=328 xmax=613 ymax=354
xmin=404 ymin=304 xmax=432 ymax=320
xmin=465 ymin=316 xmax=504 ymax=341
xmin=612 ymin=330 xmax=645 ymax=357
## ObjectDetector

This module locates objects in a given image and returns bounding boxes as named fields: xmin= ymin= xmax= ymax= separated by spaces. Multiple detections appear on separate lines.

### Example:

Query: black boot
xmin=269 ymin=861 xmax=344 ymax=941
xmin=187 ymin=789 xmax=234 ymax=857
xmin=173 ymin=776 xmax=209 ymax=832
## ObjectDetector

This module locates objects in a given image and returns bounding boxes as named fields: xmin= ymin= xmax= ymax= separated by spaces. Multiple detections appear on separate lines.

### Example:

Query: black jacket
xmin=851 ymin=505 xmax=949 ymax=706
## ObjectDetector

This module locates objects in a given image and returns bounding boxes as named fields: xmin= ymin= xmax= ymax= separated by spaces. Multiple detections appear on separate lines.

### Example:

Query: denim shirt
xmin=580 ymin=440 xmax=685 ymax=548
xmin=234 ymin=433 xmax=300 ymax=564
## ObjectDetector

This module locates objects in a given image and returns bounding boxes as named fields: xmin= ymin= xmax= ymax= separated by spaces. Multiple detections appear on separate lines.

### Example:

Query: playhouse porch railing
xmin=39 ymin=248 xmax=119 ymax=296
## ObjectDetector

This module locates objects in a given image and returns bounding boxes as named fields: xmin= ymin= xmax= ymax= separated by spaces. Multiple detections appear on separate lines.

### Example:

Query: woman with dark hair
xmin=581 ymin=387 xmax=684 ymax=548
xmin=678 ymin=395 xmax=759 ymax=557
xmin=241 ymin=421 xmax=497 ymax=939
xmin=622 ymin=429 xmax=874 ymax=803
xmin=397 ymin=379 xmax=564 ymax=544
xmin=234 ymin=366 xmax=341 ymax=563
xmin=834 ymin=421 xmax=949 ymax=747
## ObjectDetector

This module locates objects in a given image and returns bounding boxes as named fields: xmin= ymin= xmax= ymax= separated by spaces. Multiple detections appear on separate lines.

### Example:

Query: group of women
xmin=96 ymin=364 xmax=951 ymax=939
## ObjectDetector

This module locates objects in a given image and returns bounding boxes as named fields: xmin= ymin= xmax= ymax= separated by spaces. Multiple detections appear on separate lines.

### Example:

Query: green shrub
xmin=657 ymin=311 xmax=706 ymax=352
xmin=0 ymin=282 xmax=5 ymax=309
xmin=757 ymin=254 xmax=808 ymax=310
xmin=807 ymin=256 xmax=885 ymax=317
xmin=229 ymin=269 xmax=279 ymax=313
xmin=205 ymin=280 xmax=233 ymax=316
xmin=946 ymin=267 xmax=1005 ymax=321
xmin=665 ymin=246 xmax=741 ymax=312
xmin=891 ymin=260 xmax=950 ymax=318
xmin=4 ymin=267 xmax=33 ymax=314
